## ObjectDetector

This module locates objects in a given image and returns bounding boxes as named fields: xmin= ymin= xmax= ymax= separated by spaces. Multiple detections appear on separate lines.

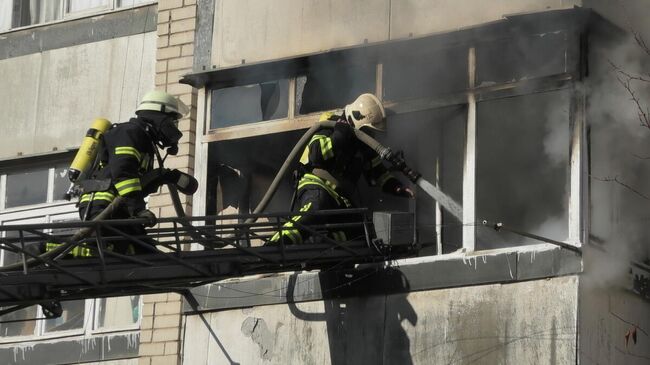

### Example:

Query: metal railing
xmin=0 ymin=209 xmax=415 ymax=307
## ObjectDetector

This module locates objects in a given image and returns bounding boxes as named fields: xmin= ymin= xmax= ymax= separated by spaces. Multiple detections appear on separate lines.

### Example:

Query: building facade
xmin=0 ymin=0 xmax=648 ymax=364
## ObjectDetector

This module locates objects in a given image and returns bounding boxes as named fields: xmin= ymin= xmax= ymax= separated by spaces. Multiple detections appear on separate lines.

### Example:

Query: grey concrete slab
xmin=389 ymin=0 xmax=581 ymax=40
xmin=185 ymin=244 xmax=582 ymax=312
xmin=0 ymin=5 xmax=157 ymax=60
xmin=0 ymin=331 xmax=139 ymax=365
xmin=184 ymin=276 xmax=578 ymax=364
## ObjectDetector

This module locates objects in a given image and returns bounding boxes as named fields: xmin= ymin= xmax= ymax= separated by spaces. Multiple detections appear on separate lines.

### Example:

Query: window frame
xmin=0 ymin=166 xmax=71 ymax=212
xmin=197 ymin=33 xmax=586 ymax=255
xmin=0 ymin=163 xmax=141 ymax=343
xmin=0 ymin=0 xmax=156 ymax=34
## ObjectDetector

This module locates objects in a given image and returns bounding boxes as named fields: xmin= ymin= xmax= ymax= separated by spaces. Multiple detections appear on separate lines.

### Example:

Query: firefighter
xmin=269 ymin=93 xmax=414 ymax=245
xmin=49 ymin=90 xmax=188 ymax=256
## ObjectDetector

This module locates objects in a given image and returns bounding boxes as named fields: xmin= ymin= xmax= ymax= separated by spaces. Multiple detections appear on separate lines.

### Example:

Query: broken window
xmin=476 ymin=31 xmax=570 ymax=85
xmin=210 ymin=80 xmax=289 ymax=129
xmin=476 ymin=90 xmax=570 ymax=249
xmin=5 ymin=168 xmax=49 ymax=208
xmin=296 ymin=59 xmax=375 ymax=115
xmin=206 ymin=131 xmax=303 ymax=219
xmin=383 ymin=45 xmax=468 ymax=101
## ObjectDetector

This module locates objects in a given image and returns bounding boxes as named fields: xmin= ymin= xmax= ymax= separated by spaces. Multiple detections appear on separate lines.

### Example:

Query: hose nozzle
xmin=385 ymin=149 xmax=421 ymax=183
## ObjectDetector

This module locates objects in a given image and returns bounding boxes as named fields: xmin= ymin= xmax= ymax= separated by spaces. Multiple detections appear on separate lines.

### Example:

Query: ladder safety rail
xmin=0 ymin=209 xmax=416 ymax=308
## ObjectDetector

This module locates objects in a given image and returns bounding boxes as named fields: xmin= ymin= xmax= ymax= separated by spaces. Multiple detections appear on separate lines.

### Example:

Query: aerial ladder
xmin=0 ymin=121 xmax=424 ymax=319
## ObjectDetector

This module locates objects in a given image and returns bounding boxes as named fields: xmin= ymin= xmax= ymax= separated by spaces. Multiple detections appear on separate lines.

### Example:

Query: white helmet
xmin=344 ymin=93 xmax=386 ymax=131
xmin=136 ymin=90 xmax=189 ymax=119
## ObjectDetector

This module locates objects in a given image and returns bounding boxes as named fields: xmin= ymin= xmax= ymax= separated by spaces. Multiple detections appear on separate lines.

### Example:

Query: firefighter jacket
xmin=298 ymin=114 xmax=403 ymax=201
xmin=79 ymin=117 xmax=155 ymax=215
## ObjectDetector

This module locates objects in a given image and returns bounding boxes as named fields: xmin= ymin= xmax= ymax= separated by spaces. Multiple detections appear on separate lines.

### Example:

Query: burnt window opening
xmin=476 ymin=31 xmax=570 ymax=86
xmin=383 ymin=45 xmax=468 ymax=102
xmin=476 ymin=90 xmax=570 ymax=249
xmin=358 ymin=105 xmax=466 ymax=254
xmin=206 ymin=131 xmax=304 ymax=221
xmin=210 ymin=79 xmax=289 ymax=129
xmin=296 ymin=59 xmax=376 ymax=115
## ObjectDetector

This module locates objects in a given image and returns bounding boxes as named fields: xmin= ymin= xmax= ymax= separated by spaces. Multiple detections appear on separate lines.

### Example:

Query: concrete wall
xmin=210 ymin=0 xmax=581 ymax=68
xmin=0 ymin=33 xmax=155 ymax=158
xmin=579 ymin=276 xmax=650 ymax=364
xmin=184 ymin=275 xmax=578 ymax=364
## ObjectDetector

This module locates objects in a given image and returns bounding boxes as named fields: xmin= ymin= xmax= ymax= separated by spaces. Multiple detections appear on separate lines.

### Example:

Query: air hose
xmin=246 ymin=121 xmax=421 ymax=224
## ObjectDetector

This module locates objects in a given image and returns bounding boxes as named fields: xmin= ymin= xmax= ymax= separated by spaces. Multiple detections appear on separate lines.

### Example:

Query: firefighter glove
xmin=135 ymin=209 xmax=157 ymax=227
xmin=165 ymin=169 xmax=199 ymax=195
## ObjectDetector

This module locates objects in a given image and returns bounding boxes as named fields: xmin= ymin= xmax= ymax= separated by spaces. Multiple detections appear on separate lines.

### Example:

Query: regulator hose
xmin=246 ymin=121 xmax=421 ymax=224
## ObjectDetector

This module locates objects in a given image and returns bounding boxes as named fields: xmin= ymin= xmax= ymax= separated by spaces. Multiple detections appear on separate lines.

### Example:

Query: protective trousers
xmin=270 ymin=182 xmax=362 ymax=245
xmin=79 ymin=200 xmax=153 ymax=255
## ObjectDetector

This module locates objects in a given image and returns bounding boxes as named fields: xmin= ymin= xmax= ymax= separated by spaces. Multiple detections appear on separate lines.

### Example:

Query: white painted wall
xmin=0 ymin=32 xmax=156 ymax=158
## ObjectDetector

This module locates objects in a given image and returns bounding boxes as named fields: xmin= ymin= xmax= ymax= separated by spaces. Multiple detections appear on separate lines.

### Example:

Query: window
xmin=0 ymin=307 xmax=38 ymax=337
xmin=95 ymin=296 xmax=140 ymax=329
xmin=5 ymin=169 xmax=49 ymax=208
xmin=476 ymin=91 xmax=570 ymax=249
xmin=200 ymin=24 xmax=582 ymax=255
xmin=359 ymin=106 xmax=466 ymax=254
xmin=1 ymin=164 xmax=72 ymax=210
xmin=0 ymin=0 xmax=12 ymax=31
xmin=210 ymin=80 xmax=289 ymax=129
xmin=296 ymin=60 xmax=375 ymax=115
xmin=0 ymin=171 xmax=140 ymax=341
xmin=6 ymin=0 xmax=64 ymax=29
xmin=66 ymin=0 xmax=110 ymax=14
xmin=117 ymin=0 xmax=152 ymax=8
xmin=0 ymin=0 xmax=154 ymax=32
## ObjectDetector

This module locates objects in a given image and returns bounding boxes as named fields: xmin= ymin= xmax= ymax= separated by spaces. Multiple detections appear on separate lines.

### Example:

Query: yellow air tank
xmin=68 ymin=118 xmax=112 ymax=182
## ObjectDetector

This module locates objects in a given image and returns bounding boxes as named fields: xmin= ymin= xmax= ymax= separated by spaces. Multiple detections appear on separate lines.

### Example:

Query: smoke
xmin=584 ymin=31 xmax=650 ymax=289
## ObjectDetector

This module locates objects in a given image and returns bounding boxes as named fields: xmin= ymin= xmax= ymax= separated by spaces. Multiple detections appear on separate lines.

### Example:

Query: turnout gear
xmin=272 ymin=107 xmax=410 ymax=245
xmin=73 ymin=115 xmax=171 ymax=255
xmin=344 ymin=93 xmax=386 ymax=131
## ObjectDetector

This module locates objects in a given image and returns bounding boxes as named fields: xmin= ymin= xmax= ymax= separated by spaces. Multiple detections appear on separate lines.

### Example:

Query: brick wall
xmin=139 ymin=0 xmax=197 ymax=364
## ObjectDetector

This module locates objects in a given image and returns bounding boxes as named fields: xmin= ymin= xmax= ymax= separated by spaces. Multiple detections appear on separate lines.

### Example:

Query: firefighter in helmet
xmin=48 ymin=90 xmax=188 ymax=256
xmin=269 ymin=93 xmax=414 ymax=245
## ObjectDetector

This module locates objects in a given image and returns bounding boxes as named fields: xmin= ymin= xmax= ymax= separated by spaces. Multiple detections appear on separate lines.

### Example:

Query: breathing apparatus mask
xmin=153 ymin=115 xmax=182 ymax=155
xmin=136 ymin=90 xmax=189 ymax=155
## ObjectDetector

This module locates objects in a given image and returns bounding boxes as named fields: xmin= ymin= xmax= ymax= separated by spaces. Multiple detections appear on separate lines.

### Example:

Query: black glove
xmin=165 ymin=169 xmax=199 ymax=195
xmin=135 ymin=209 xmax=157 ymax=228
